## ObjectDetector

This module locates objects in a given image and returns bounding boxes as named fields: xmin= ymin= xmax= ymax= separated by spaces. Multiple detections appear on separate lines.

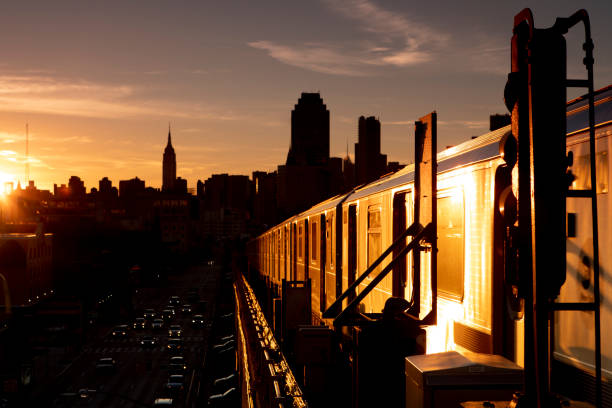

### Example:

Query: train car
xmin=247 ymin=84 xmax=612 ymax=400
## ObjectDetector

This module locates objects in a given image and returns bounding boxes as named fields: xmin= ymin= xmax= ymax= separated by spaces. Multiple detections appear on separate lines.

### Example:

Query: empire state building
xmin=162 ymin=126 xmax=176 ymax=192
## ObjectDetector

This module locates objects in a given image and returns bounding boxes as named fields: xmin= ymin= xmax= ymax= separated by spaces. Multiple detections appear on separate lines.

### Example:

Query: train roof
xmin=263 ymin=84 xmax=612 ymax=233
xmin=567 ymin=84 xmax=612 ymax=136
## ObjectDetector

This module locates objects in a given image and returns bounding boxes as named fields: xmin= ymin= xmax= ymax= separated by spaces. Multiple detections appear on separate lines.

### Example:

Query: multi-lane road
xmin=32 ymin=261 xmax=220 ymax=408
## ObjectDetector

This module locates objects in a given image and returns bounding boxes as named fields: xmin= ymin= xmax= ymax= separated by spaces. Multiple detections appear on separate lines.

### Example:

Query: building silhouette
xmin=490 ymin=113 xmax=511 ymax=131
xmin=277 ymin=93 xmax=342 ymax=218
xmin=98 ymin=177 xmax=118 ymax=198
xmin=162 ymin=126 xmax=176 ymax=192
xmin=119 ymin=177 xmax=145 ymax=197
xmin=287 ymin=93 xmax=330 ymax=167
xmin=68 ymin=176 xmax=86 ymax=197
xmin=355 ymin=116 xmax=387 ymax=185
xmin=252 ymin=171 xmax=277 ymax=228
xmin=343 ymin=154 xmax=355 ymax=191
xmin=201 ymin=173 xmax=252 ymax=238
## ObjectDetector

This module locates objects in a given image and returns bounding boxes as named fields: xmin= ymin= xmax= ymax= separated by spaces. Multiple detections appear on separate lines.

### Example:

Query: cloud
xmin=0 ymin=74 xmax=245 ymax=121
xmin=249 ymin=41 xmax=370 ymax=76
xmin=385 ymin=120 xmax=412 ymax=125
xmin=463 ymin=39 xmax=509 ymax=75
xmin=249 ymin=0 xmax=447 ymax=76
xmin=438 ymin=119 xmax=489 ymax=129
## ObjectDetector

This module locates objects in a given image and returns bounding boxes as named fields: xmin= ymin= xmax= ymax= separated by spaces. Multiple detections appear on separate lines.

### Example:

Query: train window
xmin=298 ymin=224 xmax=303 ymax=259
xmin=437 ymin=193 xmax=465 ymax=300
xmin=368 ymin=206 xmax=382 ymax=272
xmin=311 ymin=221 xmax=318 ymax=262
xmin=570 ymin=151 xmax=608 ymax=194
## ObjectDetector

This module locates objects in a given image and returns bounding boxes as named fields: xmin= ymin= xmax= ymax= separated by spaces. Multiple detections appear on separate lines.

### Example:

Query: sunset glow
xmin=0 ymin=2 xmax=609 ymax=193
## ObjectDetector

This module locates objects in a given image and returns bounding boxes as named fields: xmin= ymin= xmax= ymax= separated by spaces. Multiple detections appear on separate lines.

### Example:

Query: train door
xmin=348 ymin=204 xmax=357 ymax=301
xmin=309 ymin=216 xmax=322 ymax=317
xmin=392 ymin=191 xmax=412 ymax=299
xmin=319 ymin=213 xmax=326 ymax=313
xmin=292 ymin=223 xmax=297 ymax=281
xmin=296 ymin=220 xmax=306 ymax=281
xmin=326 ymin=212 xmax=337 ymax=308
xmin=283 ymin=225 xmax=287 ymax=281
xmin=277 ymin=230 xmax=281 ymax=285
xmin=304 ymin=218 xmax=309 ymax=280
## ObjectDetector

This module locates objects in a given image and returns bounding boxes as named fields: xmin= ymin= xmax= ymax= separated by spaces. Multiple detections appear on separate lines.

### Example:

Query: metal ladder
xmin=549 ymin=10 xmax=602 ymax=408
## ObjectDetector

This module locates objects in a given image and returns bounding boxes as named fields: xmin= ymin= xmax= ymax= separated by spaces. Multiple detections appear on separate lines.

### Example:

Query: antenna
xmin=25 ymin=123 xmax=29 ymax=184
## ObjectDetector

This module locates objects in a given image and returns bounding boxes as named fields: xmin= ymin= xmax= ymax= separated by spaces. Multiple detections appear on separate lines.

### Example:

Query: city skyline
xmin=0 ymin=1 xmax=611 ymax=191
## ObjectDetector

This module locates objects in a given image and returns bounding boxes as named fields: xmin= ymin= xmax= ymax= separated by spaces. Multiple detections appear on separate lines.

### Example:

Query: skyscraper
xmin=162 ymin=125 xmax=176 ymax=192
xmin=277 ymin=92 xmax=333 ymax=218
xmin=286 ymin=93 xmax=330 ymax=167
xmin=355 ymin=116 xmax=387 ymax=185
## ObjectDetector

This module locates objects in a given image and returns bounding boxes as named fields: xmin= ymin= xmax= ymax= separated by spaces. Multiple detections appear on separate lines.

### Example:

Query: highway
xmin=36 ymin=261 xmax=220 ymax=408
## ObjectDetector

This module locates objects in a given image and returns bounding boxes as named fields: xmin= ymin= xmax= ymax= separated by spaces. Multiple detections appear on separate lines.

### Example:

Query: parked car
xmin=152 ymin=319 xmax=164 ymax=329
xmin=144 ymin=309 xmax=156 ymax=319
xmin=181 ymin=304 xmax=192 ymax=314
xmin=169 ymin=296 xmax=181 ymax=306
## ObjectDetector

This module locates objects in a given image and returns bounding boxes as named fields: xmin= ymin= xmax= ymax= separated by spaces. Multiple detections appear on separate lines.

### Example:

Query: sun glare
xmin=0 ymin=171 xmax=18 ymax=196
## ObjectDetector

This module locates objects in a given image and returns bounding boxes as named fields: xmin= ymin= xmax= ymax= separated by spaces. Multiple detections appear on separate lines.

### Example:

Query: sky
xmin=0 ymin=1 xmax=611 ymax=192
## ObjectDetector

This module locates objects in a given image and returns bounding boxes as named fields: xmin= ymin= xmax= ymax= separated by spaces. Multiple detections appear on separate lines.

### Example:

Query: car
xmin=111 ymin=325 xmax=129 ymax=337
xmin=181 ymin=304 xmax=192 ymax=314
xmin=161 ymin=309 xmax=174 ymax=320
xmin=168 ymin=356 xmax=187 ymax=373
xmin=152 ymin=319 xmax=164 ymax=329
xmin=167 ymin=338 xmax=183 ymax=353
xmin=153 ymin=397 xmax=174 ymax=406
xmin=168 ymin=362 xmax=187 ymax=374
xmin=144 ymin=309 xmax=156 ymax=319
xmin=169 ymin=356 xmax=185 ymax=365
xmin=191 ymin=314 xmax=206 ymax=329
xmin=168 ymin=325 xmax=182 ymax=338
xmin=166 ymin=374 xmax=185 ymax=392
xmin=169 ymin=296 xmax=181 ymax=306
xmin=140 ymin=335 xmax=158 ymax=348
xmin=133 ymin=318 xmax=146 ymax=329
xmin=95 ymin=357 xmax=116 ymax=372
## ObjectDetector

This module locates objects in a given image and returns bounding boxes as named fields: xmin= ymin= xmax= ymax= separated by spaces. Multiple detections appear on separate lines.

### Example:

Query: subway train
xmin=247 ymin=84 xmax=612 ymax=402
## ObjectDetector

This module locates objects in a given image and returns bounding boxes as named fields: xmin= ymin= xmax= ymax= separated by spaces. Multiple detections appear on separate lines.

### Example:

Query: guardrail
xmin=235 ymin=274 xmax=307 ymax=407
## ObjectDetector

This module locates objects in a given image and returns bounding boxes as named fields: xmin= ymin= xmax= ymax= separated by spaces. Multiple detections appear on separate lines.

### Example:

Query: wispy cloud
xmin=0 ymin=74 xmax=245 ymax=121
xmin=463 ymin=38 xmax=509 ymax=75
xmin=249 ymin=41 xmax=371 ymax=76
xmin=438 ymin=119 xmax=489 ymax=129
xmin=385 ymin=120 xmax=412 ymax=125
xmin=249 ymin=0 xmax=447 ymax=76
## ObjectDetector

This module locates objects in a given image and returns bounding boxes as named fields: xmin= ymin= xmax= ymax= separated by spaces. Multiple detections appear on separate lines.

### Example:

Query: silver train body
xmin=248 ymin=85 xmax=612 ymax=393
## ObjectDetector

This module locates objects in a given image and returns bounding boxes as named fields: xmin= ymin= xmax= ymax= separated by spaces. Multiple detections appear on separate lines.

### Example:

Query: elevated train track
xmin=239 ymin=8 xmax=611 ymax=408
